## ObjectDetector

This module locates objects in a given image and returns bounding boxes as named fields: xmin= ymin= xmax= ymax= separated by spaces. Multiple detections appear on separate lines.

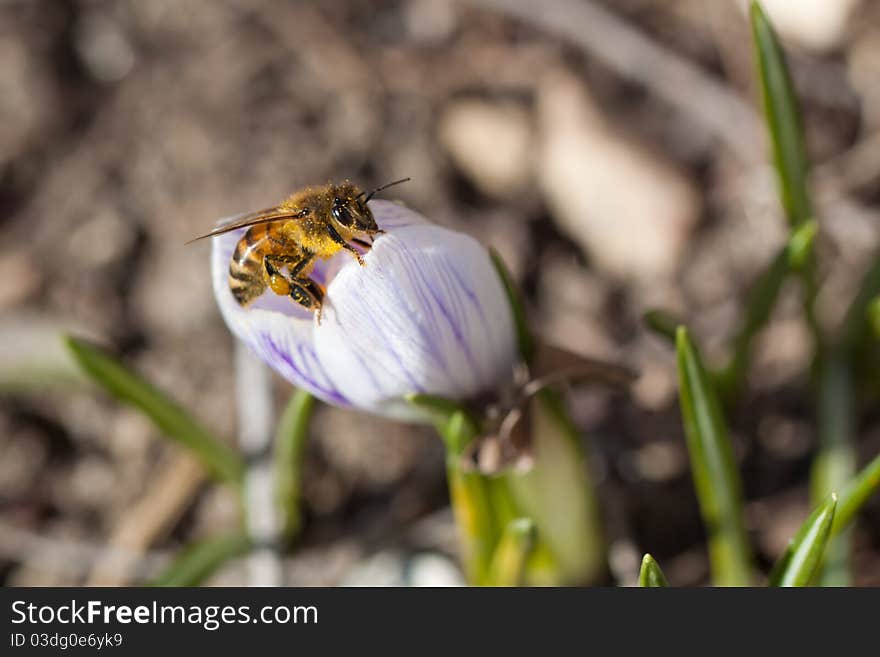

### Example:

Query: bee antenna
xmin=361 ymin=177 xmax=411 ymax=203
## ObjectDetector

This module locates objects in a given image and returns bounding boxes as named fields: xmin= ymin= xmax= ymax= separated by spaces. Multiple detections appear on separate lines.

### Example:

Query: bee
xmin=189 ymin=178 xmax=409 ymax=320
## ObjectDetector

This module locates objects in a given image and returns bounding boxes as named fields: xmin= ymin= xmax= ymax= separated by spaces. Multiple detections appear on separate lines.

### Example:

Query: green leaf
xmin=488 ymin=518 xmax=537 ymax=587
xmin=64 ymin=336 xmax=244 ymax=487
xmin=489 ymin=248 xmax=534 ymax=364
xmin=750 ymin=1 xmax=812 ymax=227
xmin=810 ymin=351 xmax=855 ymax=584
xmin=643 ymin=309 xmax=681 ymax=344
xmin=506 ymin=389 xmax=605 ymax=585
xmin=274 ymin=389 xmax=314 ymax=544
xmin=676 ymin=327 xmax=753 ymax=586
xmin=833 ymin=451 xmax=880 ymax=536
xmin=150 ymin=533 xmax=251 ymax=586
xmin=750 ymin=2 xmax=822 ymax=354
xmin=716 ymin=220 xmax=818 ymax=403
xmin=639 ymin=554 xmax=669 ymax=587
xmin=769 ymin=494 xmax=836 ymax=587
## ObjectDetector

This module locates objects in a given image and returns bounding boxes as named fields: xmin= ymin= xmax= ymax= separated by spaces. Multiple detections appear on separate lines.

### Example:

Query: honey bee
xmin=190 ymin=178 xmax=409 ymax=320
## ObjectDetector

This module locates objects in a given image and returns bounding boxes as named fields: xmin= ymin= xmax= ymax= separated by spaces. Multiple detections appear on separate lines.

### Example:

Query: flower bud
xmin=212 ymin=200 xmax=518 ymax=420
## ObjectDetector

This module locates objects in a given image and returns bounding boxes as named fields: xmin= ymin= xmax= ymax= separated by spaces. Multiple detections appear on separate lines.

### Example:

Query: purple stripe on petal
xmin=258 ymin=333 xmax=349 ymax=406
xmin=338 ymin=286 xmax=427 ymax=394
xmin=409 ymin=245 xmax=482 ymax=386
xmin=376 ymin=237 xmax=458 ymax=387
xmin=445 ymin=256 xmax=495 ymax=378
xmin=212 ymin=198 xmax=518 ymax=420
xmin=351 ymin=347 xmax=387 ymax=396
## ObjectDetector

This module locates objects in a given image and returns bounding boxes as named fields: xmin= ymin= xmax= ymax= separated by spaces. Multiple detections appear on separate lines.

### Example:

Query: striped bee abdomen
xmin=228 ymin=224 xmax=283 ymax=306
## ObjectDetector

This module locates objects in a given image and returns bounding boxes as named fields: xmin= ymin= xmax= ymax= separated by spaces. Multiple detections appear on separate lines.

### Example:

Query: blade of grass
xmin=716 ymin=221 xmax=818 ymax=403
xmin=488 ymin=518 xmax=536 ymax=586
xmin=676 ymin=327 xmax=753 ymax=585
xmin=274 ymin=389 xmax=315 ymax=544
xmin=638 ymin=554 xmax=669 ymax=587
xmin=768 ymin=494 xmax=836 ymax=587
xmin=833 ymin=451 xmax=880 ymax=535
xmin=65 ymin=336 xmax=244 ymax=487
xmin=750 ymin=0 xmax=811 ymax=227
xmin=750 ymin=1 xmax=822 ymax=356
xmin=489 ymin=248 xmax=534 ymax=364
xmin=150 ymin=533 xmax=251 ymax=586
xmin=810 ymin=351 xmax=855 ymax=584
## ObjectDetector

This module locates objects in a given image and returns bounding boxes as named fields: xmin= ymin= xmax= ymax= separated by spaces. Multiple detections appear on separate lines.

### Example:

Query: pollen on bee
xmin=268 ymin=273 xmax=291 ymax=296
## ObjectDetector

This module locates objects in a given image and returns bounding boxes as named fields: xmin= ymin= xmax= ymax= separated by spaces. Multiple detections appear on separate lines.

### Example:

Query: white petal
xmin=211 ymin=215 xmax=351 ymax=407
xmin=211 ymin=200 xmax=518 ymax=419
xmin=316 ymin=203 xmax=517 ymax=418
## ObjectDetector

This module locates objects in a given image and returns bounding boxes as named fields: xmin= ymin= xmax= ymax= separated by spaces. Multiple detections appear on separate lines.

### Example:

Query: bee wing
xmin=185 ymin=207 xmax=301 ymax=244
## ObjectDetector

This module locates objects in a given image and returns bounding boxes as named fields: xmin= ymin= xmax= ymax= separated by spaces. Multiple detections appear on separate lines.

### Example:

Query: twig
xmin=235 ymin=340 xmax=283 ymax=586
xmin=86 ymin=453 xmax=207 ymax=585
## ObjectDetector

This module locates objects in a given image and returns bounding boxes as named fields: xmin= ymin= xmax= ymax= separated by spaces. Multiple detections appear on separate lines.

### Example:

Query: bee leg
xmin=263 ymin=256 xmax=291 ymax=297
xmin=264 ymin=253 xmax=315 ymax=297
xmin=264 ymin=253 xmax=324 ymax=321
xmin=286 ymin=251 xmax=315 ymax=278
xmin=265 ymin=252 xmax=314 ymax=277
xmin=325 ymin=223 xmax=366 ymax=266
xmin=289 ymin=278 xmax=325 ymax=323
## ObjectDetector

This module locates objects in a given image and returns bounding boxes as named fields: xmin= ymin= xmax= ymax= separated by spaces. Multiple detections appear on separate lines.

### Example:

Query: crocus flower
xmin=211 ymin=199 xmax=518 ymax=420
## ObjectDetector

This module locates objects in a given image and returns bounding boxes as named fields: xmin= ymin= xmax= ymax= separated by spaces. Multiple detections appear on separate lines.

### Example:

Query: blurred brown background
xmin=1 ymin=0 xmax=878 ymax=585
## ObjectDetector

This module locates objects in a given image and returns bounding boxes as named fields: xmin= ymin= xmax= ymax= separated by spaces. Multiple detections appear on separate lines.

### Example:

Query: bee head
xmin=331 ymin=193 xmax=379 ymax=234
xmin=331 ymin=178 xmax=409 ymax=234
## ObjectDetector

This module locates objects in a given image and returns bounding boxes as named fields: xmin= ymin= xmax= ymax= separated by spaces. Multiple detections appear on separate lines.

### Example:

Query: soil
xmin=1 ymin=0 xmax=878 ymax=586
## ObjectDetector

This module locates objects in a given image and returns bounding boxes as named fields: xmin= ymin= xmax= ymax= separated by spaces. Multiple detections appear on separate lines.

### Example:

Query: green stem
xmin=445 ymin=445 xmax=498 ymax=584
xmin=274 ymin=389 xmax=315 ymax=545
xmin=408 ymin=394 xmax=499 ymax=585
xmin=715 ymin=221 xmax=817 ymax=403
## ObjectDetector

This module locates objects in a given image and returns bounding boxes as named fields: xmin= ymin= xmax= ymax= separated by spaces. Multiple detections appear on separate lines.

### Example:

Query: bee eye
xmin=332 ymin=200 xmax=354 ymax=227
